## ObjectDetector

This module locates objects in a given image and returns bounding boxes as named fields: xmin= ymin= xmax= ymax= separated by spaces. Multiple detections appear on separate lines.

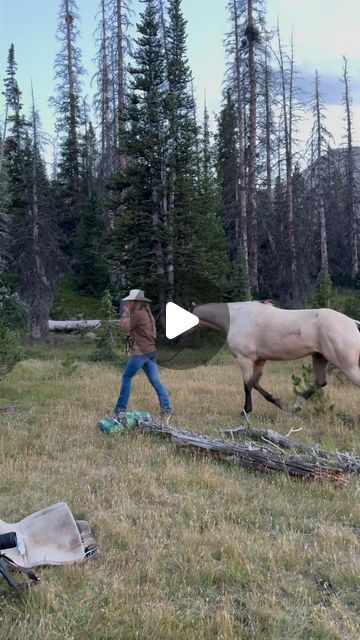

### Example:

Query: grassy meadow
xmin=0 ymin=338 xmax=359 ymax=639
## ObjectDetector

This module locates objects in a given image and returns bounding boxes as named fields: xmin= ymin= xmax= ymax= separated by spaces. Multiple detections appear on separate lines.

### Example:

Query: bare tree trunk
xmin=314 ymin=71 xmax=328 ymax=273
xmin=116 ymin=0 xmax=126 ymax=171
xmin=65 ymin=0 xmax=80 ymax=189
xmin=233 ymin=0 xmax=249 ymax=280
xmin=191 ymin=77 xmax=201 ymax=182
xmin=100 ymin=0 xmax=112 ymax=178
xmin=277 ymin=28 xmax=297 ymax=303
xmin=28 ymin=87 xmax=51 ymax=340
xmin=159 ymin=0 xmax=174 ymax=303
xmin=264 ymin=43 xmax=272 ymax=203
xmin=343 ymin=57 xmax=358 ymax=280
xmin=246 ymin=0 xmax=258 ymax=293
xmin=159 ymin=0 xmax=170 ymax=68
xmin=0 ymin=103 xmax=8 ymax=177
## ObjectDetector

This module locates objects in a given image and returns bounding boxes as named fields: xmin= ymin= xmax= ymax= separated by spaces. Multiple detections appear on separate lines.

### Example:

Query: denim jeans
xmin=114 ymin=352 xmax=171 ymax=413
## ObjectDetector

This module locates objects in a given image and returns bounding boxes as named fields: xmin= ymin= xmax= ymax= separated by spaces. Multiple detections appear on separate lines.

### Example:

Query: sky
xmin=0 ymin=0 xmax=359 ymax=157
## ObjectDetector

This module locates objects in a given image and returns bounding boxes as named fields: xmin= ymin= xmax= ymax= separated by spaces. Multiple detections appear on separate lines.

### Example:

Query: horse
xmin=191 ymin=301 xmax=360 ymax=416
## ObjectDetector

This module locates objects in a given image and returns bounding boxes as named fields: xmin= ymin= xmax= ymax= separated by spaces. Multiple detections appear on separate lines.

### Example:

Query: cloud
xmin=294 ymin=69 xmax=360 ymax=106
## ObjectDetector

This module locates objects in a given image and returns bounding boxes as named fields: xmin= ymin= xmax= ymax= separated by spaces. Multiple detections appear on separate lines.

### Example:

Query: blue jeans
xmin=114 ymin=352 xmax=171 ymax=413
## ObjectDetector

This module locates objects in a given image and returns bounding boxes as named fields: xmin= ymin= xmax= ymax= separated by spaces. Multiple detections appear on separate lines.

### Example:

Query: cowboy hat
xmin=122 ymin=289 xmax=151 ymax=302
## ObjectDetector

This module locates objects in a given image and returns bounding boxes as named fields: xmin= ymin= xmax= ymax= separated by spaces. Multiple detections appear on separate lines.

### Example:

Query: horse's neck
xmin=193 ymin=304 xmax=228 ymax=333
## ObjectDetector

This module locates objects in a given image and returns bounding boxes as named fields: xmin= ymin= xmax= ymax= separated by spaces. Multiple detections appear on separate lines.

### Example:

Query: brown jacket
xmin=120 ymin=306 xmax=156 ymax=355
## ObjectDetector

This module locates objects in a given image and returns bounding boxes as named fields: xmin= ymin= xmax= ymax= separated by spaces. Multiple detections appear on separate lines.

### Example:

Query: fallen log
xmin=223 ymin=425 xmax=360 ymax=474
xmin=48 ymin=320 xmax=101 ymax=331
xmin=138 ymin=419 xmax=347 ymax=487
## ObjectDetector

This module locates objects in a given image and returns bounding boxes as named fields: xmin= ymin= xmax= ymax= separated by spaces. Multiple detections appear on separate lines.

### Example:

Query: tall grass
xmin=0 ymin=341 xmax=359 ymax=639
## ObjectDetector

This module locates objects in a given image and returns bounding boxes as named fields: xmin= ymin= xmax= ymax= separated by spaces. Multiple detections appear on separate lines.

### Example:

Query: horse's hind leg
xmin=253 ymin=360 xmax=283 ymax=410
xmin=236 ymin=355 xmax=254 ymax=417
xmin=292 ymin=352 xmax=328 ymax=411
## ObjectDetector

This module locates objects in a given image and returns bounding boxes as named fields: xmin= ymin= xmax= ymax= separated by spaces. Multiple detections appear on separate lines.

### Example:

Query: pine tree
xmin=190 ymin=103 xmax=229 ymax=302
xmin=113 ymin=0 xmax=228 ymax=309
xmin=309 ymin=269 xmax=334 ymax=309
xmin=73 ymin=106 xmax=108 ymax=296
xmin=112 ymin=0 xmax=167 ymax=304
xmin=0 ymin=320 xmax=22 ymax=380
xmin=2 ymin=44 xmax=32 ymax=288
xmin=51 ymin=0 xmax=84 ymax=257
xmin=216 ymin=90 xmax=239 ymax=263
xmin=164 ymin=0 xmax=201 ymax=304
xmin=228 ymin=249 xmax=251 ymax=301
xmin=2 ymin=47 xmax=59 ymax=338
xmin=23 ymin=88 xmax=59 ymax=339
xmin=92 ymin=289 xmax=121 ymax=362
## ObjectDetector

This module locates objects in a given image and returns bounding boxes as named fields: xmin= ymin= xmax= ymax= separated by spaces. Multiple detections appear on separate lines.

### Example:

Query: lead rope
xmin=153 ymin=305 xmax=187 ymax=364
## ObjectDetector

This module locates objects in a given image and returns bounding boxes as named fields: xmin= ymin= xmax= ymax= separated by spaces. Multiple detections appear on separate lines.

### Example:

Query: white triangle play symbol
xmin=165 ymin=302 xmax=199 ymax=339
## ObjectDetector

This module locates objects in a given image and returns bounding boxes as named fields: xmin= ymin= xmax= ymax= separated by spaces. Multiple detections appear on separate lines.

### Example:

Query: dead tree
xmin=232 ymin=0 xmax=249 ymax=281
xmin=275 ymin=28 xmax=298 ymax=305
xmin=342 ymin=57 xmax=359 ymax=281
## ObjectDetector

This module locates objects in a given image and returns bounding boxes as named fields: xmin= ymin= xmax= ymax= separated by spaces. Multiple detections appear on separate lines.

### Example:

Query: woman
xmin=113 ymin=289 xmax=172 ymax=419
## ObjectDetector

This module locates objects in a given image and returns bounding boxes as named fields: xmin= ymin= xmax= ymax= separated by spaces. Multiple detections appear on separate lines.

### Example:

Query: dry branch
xmin=223 ymin=425 xmax=360 ymax=474
xmin=138 ymin=419 xmax=347 ymax=487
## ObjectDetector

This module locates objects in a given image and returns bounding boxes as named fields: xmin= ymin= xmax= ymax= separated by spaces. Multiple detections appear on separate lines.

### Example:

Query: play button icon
xmin=165 ymin=302 xmax=199 ymax=339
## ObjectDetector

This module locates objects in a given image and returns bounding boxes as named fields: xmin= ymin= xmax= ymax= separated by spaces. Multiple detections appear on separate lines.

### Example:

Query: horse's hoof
xmin=242 ymin=410 xmax=251 ymax=424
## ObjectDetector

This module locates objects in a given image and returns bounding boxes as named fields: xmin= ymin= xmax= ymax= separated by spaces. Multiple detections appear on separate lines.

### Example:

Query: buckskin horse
xmin=191 ymin=301 xmax=360 ymax=416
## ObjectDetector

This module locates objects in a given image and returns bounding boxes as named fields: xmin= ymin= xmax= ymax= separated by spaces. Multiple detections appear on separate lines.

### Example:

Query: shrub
xmin=0 ymin=320 xmax=23 ymax=380
xmin=91 ymin=290 xmax=122 ymax=363
xmin=0 ymin=283 xmax=27 ymax=331
xmin=292 ymin=362 xmax=336 ymax=417
xmin=308 ymin=270 xmax=334 ymax=309
xmin=342 ymin=296 xmax=360 ymax=320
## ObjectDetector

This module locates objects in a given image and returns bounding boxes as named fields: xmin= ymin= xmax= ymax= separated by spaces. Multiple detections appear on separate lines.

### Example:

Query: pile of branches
xmin=222 ymin=425 xmax=360 ymax=475
xmin=138 ymin=419 xmax=349 ymax=487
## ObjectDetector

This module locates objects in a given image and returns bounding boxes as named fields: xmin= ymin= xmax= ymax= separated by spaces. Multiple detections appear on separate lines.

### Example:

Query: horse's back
xmin=227 ymin=302 xmax=360 ymax=362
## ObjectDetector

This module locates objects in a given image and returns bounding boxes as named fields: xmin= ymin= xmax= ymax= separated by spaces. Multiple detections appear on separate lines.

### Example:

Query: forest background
xmin=1 ymin=0 xmax=360 ymax=342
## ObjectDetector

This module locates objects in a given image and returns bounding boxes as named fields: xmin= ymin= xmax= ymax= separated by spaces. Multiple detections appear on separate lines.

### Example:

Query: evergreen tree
xmin=0 ymin=320 xmax=22 ymax=380
xmin=22 ymin=91 xmax=60 ymax=339
xmin=50 ymin=0 xmax=84 ymax=257
xmin=92 ymin=289 xmax=121 ymax=362
xmin=190 ymin=103 xmax=229 ymax=302
xmin=2 ymin=47 xmax=59 ymax=338
xmin=309 ymin=269 xmax=334 ymax=309
xmin=113 ymin=0 xmax=227 ymax=309
xmin=2 ymin=44 xmax=32 ymax=288
xmin=164 ymin=0 xmax=206 ymax=304
xmin=112 ymin=0 xmax=167 ymax=305
xmin=228 ymin=249 xmax=251 ymax=301
xmin=216 ymin=93 xmax=240 ymax=253
xmin=73 ymin=108 xmax=108 ymax=295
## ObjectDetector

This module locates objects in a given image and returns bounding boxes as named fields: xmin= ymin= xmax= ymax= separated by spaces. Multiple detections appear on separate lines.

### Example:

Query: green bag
xmin=97 ymin=411 xmax=151 ymax=434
